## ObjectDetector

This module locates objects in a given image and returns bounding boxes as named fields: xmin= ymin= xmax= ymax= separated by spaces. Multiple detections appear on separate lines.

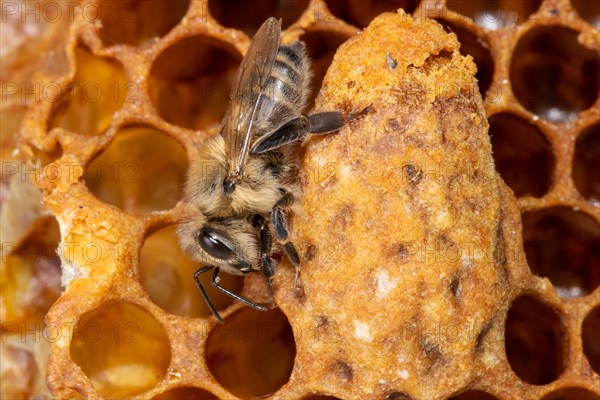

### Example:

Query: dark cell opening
xmin=582 ymin=306 xmax=600 ymax=375
xmin=510 ymin=26 xmax=600 ymax=123
xmin=488 ymin=113 xmax=553 ymax=198
xmin=325 ymin=0 xmax=419 ymax=28
xmin=505 ymin=295 xmax=564 ymax=385
xmin=573 ymin=122 xmax=600 ymax=204
xmin=447 ymin=0 xmax=542 ymax=29
xmin=149 ymin=36 xmax=240 ymax=131
xmin=209 ymin=0 xmax=308 ymax=35
xmin=540 ymin=387 xmax=600 ymax=400
xmin=205 ymin=307 xmax=296 ymax=398
xmin=571 ymin=0 xmax=600 ymax=28
xmin=96 ymin=0 xmax=190 ymax=46
xmin=436 ymin=20 xmax=494 ymax=98
xmin=522 ymin=207 xmax=600 ymax=298
xmin=448 ymin=390 xmax=499 ymax=400
xmin=151 ymin=386 xmax=219 ymax=400
xmin=300 ymin=29 xmax=352 ymax=109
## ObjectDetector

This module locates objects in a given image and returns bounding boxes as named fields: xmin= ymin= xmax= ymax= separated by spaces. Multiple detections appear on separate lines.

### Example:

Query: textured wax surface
xmin=1 ymin=1 xmax=599 ymax=399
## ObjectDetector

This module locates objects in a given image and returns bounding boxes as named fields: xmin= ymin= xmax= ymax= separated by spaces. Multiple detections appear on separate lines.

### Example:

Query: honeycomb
xmin=1 ymin=0 xmax=599 ymax=399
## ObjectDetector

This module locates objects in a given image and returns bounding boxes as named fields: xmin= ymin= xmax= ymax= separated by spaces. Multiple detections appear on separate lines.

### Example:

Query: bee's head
xmin=178 ymin=216 xmax=258 ymax=275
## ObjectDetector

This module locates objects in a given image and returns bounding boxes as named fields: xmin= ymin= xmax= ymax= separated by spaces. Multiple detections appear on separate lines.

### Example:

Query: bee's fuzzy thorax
xmin=184 ymin=134 xmax=299 ymax=217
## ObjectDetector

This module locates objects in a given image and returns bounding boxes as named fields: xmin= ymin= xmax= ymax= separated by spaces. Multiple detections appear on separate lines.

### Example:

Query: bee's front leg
xmin=194 ymin=266 xmax=268 ymax=324
xmin=194 ymin=266 xmax=225 ymax=323
xmin=271 ymin=192 xmax=301 ymax=286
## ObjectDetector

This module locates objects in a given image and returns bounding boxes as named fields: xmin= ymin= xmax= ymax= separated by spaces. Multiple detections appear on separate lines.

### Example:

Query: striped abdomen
xmin=255 ymin=41 xmax=312 ymax=136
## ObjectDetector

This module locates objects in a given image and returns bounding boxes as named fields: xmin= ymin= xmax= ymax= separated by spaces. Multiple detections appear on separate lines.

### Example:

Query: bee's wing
xmin=222 ymin=17 xmax=281 ymax=180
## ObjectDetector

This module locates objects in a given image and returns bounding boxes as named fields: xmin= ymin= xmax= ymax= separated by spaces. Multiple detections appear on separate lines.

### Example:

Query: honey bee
xmin=178 ymin=17 xmax=366 ymax=323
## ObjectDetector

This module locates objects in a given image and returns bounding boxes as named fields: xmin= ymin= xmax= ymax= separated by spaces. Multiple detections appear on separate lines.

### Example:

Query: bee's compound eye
xmin=223 ymin=178 xmax=236 ymax=195
xmin=197 ymin=228 xmax=235 ymax=260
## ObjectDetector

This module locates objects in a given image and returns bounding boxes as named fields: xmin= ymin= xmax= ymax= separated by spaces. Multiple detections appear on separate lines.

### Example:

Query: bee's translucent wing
xmin=222 ymin=17 xmax=281 ymax=182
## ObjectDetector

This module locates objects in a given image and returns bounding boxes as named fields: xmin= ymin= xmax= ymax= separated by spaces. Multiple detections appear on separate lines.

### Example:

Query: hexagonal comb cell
xmin=300 ymin=29 xmax=352 ymax=108
xmin=149 ymin=36 xmax=240 ymax=131
xmin=94 ymin=0 xmax=190 ymax=46
xmin=51 ymin=47 xmax=127 ymax=136
xmin=139 ymin=225 xmax=243 ymax=318
xmin=205 ymin=308 xmax=295 ymax=398
xmin=325 ymin=0 xmax=419 ymax=28
xmin=436 ymin=20 xmax=494 ymax=98
xmin=510 ymin=26 xmax=600 ymax=123
xmin=448 ymin=391 xmax=498 ymax=400
xmin=0 ymin=345 xmax=37 ymax=399
xmin=1 ymin=217 xmax=61 ymax=323
xmin=540 ymin=387 xmax=600 ymax=400
xmin=582 ymin=305 xmax=600 ymax=374
xmin=488 ymin=113 xmax=553 ymax=198
xmin=209 ymin=0 xmax=308 ymax=34
xmin=446 ymin=0 xmax=542 ymax=29
xmin=83 ymin=126 xmax=188 ymax=214
xmin=571 ymin=0 xmax=600 ymax=28
xmin=0 ymin=105 xmax=26 ymax=162
xmin=505 ymin=295 xmax=564 ymax=385
xmin=573 ymin=122 xmax=600 ymax=204
xmin=69 ymin=302 xmax=171 ymax=398
xmin=151 ymin=386 xmax=219 ymax=400
xmin=521 ymin=207 xmax=600 ymax=298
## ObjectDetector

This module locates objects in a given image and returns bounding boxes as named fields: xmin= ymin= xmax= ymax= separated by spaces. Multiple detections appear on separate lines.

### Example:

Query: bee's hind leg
xmin=194 ymin=266 xmax=268 ymax=324
xmin=307 ymin=105 xmax=371 ymax=135
xmin=250 ymin=106 xmax=371 ymax=155
xmin=271 ymin=192 xmax=302 ymax=286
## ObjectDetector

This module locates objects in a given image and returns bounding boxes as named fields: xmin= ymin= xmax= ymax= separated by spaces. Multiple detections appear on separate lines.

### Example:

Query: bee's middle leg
xmin=253 ymin=215 xmax=275 ymax=307
xmin=271 ymin=192 xmax=301 ymax=285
